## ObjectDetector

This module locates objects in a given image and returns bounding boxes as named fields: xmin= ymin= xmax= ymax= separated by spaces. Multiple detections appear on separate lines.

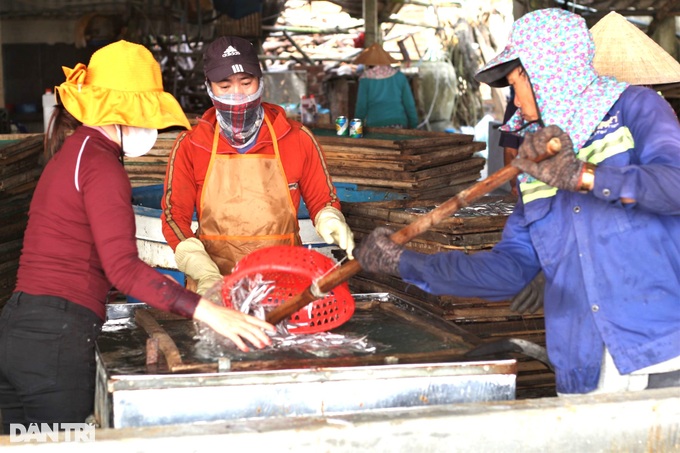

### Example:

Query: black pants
xmin=0 ymin=292 xmax=102 ymax=434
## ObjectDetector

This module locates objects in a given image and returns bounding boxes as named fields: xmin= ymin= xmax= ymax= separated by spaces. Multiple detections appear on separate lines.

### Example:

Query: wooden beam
xmin=283 ymin=30 xmax=314 ymax=65
xmin=363 ymin=0 xmax=379 ymax=47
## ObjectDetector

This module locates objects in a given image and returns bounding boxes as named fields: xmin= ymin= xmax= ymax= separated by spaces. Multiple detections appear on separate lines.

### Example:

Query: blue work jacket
xmin=399 ymin=86 xmax=680 ymax=394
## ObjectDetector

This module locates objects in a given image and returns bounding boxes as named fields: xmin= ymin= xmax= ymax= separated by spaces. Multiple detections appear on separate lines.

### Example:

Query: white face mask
xmin=117 ymin=125 xmax=158 ymax=158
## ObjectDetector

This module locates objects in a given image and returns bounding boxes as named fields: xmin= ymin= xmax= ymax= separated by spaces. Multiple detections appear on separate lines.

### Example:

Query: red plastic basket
xmin=220 ymin=246 xmax=355 ymax=334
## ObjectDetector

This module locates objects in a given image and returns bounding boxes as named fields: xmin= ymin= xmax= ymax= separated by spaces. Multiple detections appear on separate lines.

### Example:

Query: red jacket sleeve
xmin=294 ymin=125 xmax=341 ymax=222
xmin=162 ymin=131 xmax=201 ymax=251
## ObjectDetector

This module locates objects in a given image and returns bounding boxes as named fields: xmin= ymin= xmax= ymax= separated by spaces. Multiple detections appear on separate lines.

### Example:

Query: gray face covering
xmin=205 ymin=80 xmax=265 ymax=149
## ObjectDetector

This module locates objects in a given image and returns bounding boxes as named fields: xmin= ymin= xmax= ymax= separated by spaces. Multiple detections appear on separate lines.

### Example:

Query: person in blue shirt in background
xmin=355 ymin=8 xmax=680 ymax=395
xmin=353 ymin=43 xmax=418 ymax=129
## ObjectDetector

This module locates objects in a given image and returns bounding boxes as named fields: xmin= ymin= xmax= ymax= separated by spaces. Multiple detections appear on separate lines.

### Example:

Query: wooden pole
xmin=266 ymin=138 xmax=562 ymax=325
xmin=363 ymin=0 xmax=379 ymax=47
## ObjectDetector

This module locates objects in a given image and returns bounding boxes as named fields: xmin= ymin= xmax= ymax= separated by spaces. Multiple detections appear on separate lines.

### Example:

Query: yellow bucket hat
xmin=55 ymin=40 xmax=191 ymax=130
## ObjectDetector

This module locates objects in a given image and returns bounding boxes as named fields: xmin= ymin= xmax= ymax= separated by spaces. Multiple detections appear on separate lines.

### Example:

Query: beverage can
xmin=349 ymin=118 xmax=363 ymax=138
xmin=335 ymin=116 xmax=348 ymax=135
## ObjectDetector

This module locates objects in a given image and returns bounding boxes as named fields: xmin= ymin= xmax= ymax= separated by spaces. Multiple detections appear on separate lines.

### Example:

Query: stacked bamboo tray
xmin=124 ymin=130 xmax=186 ymax=188
xmin=125 ymin=125 xmax=488 ymax=196
xmin=0 ymin=134 xmax=45 ymax=307
xmin=312 ymin=126 xmax=486 ymax=200
xmin=344 ymin=195 xmax=555 ymax=398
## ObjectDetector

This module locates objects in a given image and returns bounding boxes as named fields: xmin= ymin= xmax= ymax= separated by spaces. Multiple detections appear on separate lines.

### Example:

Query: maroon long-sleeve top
xmin=15 ymin=126 xmax=199 ymax=320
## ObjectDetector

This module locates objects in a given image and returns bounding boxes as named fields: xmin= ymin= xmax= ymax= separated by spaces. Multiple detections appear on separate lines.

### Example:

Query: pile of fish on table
xmin=194 ymin=273 xmax=376 ymax=359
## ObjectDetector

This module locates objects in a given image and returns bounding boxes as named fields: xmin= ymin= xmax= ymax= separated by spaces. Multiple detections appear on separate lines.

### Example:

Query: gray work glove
xmin=512 ymin=125 xmax=583 ymax=191
xmin=510 ymin=271 xmax=545 ymax=314
xmin=355 ymin=227 xmax=404 ymax=276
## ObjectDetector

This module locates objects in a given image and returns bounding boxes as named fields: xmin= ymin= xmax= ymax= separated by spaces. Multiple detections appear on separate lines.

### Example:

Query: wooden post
xmin=651 ymin=15 xmax=678 ymax=62
xmin=363 ymin=0 xmax=379 ymax=47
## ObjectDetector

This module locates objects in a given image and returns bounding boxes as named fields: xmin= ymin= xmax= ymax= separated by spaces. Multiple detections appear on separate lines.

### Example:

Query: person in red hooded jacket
xmin=162 ymin=36 xmax=355 ymax=295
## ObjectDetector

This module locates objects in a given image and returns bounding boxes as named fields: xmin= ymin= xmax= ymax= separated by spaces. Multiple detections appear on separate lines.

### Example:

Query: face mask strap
xmin=115 ymin=125 xmax=125 ymax=164
xmin=504 ymin=118 xmax=545 ymax=134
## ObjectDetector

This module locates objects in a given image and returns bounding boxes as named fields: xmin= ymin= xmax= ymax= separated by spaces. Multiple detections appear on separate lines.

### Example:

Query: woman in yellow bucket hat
xmin=0 ymin=40 xmax=274 ymax=431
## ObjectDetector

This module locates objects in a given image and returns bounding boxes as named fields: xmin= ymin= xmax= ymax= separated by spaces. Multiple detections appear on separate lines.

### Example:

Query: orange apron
xmin=197 ymin=115 xmax=301 ymax=275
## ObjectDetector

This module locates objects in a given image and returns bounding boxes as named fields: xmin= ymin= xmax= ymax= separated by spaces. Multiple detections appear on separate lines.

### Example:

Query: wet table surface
xmin=98 ymin=294 xmax=479 ymax=376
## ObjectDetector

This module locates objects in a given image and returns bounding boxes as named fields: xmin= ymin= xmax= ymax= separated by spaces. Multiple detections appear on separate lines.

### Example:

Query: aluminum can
xmin=335 ymin=116 xmax=348 ymax=136
xmin=349 ymin=118 xmax=363 ymax=138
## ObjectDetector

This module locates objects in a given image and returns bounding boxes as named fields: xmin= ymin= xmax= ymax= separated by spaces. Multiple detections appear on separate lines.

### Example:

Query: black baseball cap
xmin=203 ymin=36 xmax=263 ymax=82
xmin=475 ymin=58 xmax=522 ymax=88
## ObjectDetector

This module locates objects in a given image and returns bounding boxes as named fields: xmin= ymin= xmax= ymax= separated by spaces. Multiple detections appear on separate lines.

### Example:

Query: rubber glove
xmin=174 ymin=238 xmax=222 ymax=296
xmin=315 ymin=206 xmax=356 ymax=259
xmin=193 ymin=299 xmax=274 ymax=352
xmin=510 ymin=271 xmax=545 ymax=314
xmin=512 ymin=125 xmax=583 ymax=191
xmin=355 ymin=227 xmax=404 ymax=276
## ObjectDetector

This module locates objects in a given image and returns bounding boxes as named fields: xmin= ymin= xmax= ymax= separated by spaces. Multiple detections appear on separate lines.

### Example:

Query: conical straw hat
xmin=591 ymin=11 xmax=680 ymax=85
xmin=353 ymin=43 xmax=398 ymax=66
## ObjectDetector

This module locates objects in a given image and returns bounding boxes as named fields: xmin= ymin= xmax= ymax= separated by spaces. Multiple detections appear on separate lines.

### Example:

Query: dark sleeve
xmin=499 ymin=98 xmax=522 ymax=148
xmin=499 ymin=131 xmax=522 ymax=149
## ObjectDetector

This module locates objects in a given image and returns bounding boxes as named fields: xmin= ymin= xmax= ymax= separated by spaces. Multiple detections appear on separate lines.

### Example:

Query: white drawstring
xmin=73 ymin=136 xmax=90 ymax=192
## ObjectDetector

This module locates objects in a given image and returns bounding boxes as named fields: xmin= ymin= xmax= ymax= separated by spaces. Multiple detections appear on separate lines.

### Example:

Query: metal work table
xmin=94 ymin=294 xmax=516 ymax=429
